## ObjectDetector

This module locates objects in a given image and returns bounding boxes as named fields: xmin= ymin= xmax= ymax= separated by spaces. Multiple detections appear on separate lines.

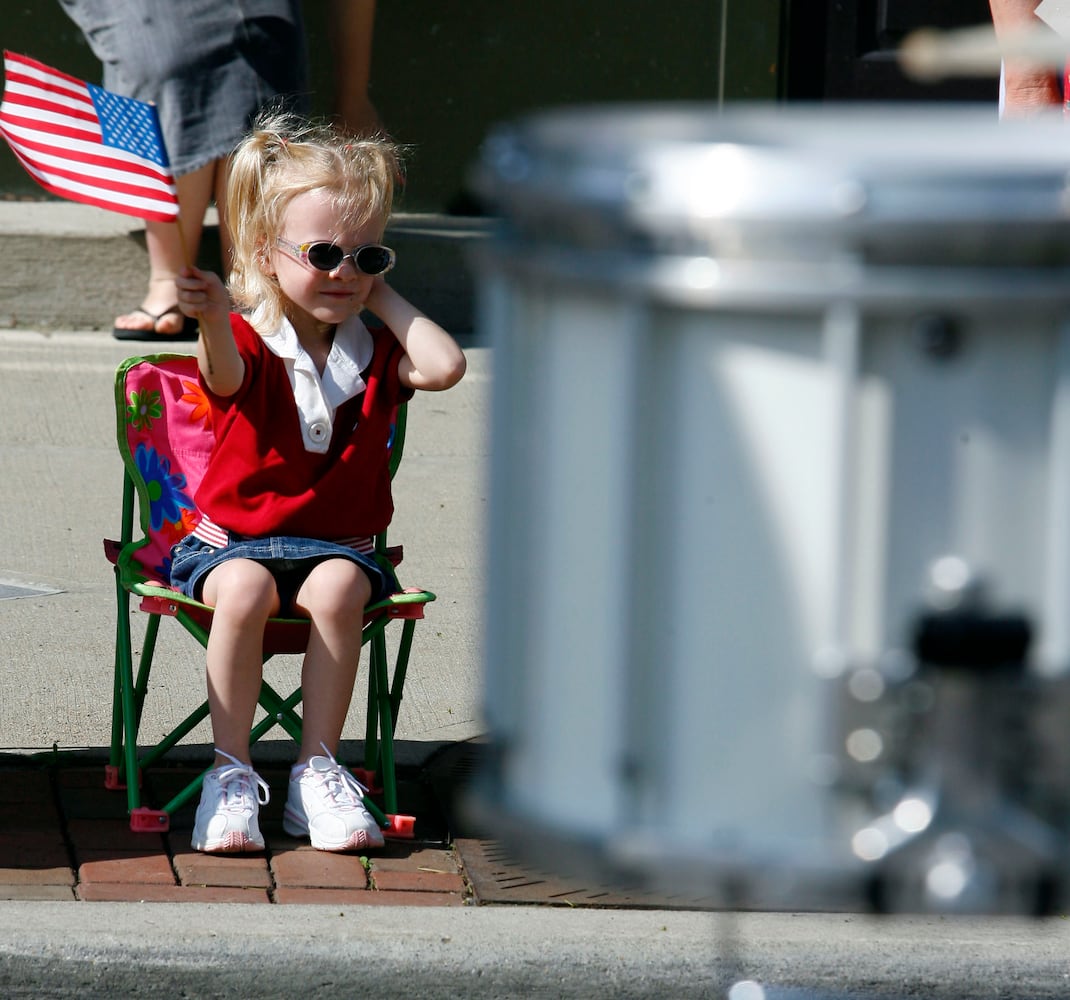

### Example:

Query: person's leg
xmin=200 ymin=558 xmax=280 ymax=766
xmin=191 ymin=557 xmax=278 ymax=852
xmin=291 ymin=558 xmax=372 ymax=762
xmin=113 ymin=160 xmax=219 ymax=335
xmin=283 ymin=558 xmax=382 ymax=851
xmin=213 ymin=157 xmax=233 ymax=276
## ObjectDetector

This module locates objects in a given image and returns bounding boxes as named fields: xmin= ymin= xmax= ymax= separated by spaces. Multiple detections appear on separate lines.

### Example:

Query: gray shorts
xmin=58 ymin=0 xmax=308 ymax=174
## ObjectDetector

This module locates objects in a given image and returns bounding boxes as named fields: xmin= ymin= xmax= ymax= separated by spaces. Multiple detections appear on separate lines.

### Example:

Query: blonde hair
xmin=225 ymin=108 xmax=402 ymax=329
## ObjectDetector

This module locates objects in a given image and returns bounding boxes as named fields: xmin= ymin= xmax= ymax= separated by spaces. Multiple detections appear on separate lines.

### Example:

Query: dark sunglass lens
xmin=306 ymin=243 xmax=344 ymax=270
xmin=355 ymin=245 xmax=393 ymax=275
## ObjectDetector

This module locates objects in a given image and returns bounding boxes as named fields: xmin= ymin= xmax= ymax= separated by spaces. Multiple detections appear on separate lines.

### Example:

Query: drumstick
xmin=899 ymin=24 xmax=1070 ymax=81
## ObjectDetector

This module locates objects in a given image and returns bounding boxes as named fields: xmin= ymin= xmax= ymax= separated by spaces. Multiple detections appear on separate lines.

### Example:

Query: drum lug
xmin=913 ymin=312 xmax=963 ymax=361
xmin=847 ymin=556 xmax=1066 ymax=914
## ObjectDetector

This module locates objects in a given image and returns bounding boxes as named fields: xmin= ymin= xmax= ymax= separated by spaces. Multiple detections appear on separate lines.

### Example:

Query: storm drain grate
xmin=426 ymin=740 xmax=722 ymax=910
xmin=0 ymin=576 xmax=63 ymax=602
xmin=454 ymin=837 xmax=721 ymax=911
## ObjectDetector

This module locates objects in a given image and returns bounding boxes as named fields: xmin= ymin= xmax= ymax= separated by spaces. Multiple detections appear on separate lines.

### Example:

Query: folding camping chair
xmin=103 ymin=353 xmax=433 ymax=837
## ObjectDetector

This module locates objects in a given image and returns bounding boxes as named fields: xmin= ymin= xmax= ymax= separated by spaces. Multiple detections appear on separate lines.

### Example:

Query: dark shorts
xmin=57 ymin=0 xmax=308 ymax=175
xmin=170 ymin=534 xmax=398 ymax=612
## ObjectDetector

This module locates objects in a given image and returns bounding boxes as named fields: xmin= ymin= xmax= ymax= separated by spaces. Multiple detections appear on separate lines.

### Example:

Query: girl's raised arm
xmin=365 ymin=280 xmax=466 ymax=392
xmin=176 ymin=266 xmax=245 ymax=397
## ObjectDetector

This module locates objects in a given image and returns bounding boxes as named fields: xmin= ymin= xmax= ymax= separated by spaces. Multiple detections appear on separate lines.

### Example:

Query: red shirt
xmin=195 ymin=313 xmax=411 ymax=540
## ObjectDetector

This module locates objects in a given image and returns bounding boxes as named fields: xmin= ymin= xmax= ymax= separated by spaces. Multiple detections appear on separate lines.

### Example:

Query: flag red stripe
xmin=6 ymin=147 xmax=179 ymax=223
xmin=4 ymin=50 xmax=88 ymax=91
xmin=10 ymin=146 xmax=176 ymax=203
xmin=3 ymin=90 xmax=98 ymax=126
xmin=1 ymin=110 xmax=109 ymax=153
xmin=4 ymin=62 xmax=91 ymax=96
xmin=3 ymin=115 xmax=175 ymax=185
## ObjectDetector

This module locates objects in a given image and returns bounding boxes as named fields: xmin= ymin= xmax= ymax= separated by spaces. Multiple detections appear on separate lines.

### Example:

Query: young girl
xmin=170 ymin=110 xmax=466 ymax=854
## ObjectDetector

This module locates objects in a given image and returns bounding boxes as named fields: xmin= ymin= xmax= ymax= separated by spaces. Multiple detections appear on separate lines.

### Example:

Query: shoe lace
xmin=213 ymin=749 xmax=270 ymax=812
xmin=314 ymin=744 xmax=368 ymax=810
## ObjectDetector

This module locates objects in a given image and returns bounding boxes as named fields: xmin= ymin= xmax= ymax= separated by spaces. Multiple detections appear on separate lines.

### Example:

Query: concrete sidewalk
xmin=0 ymin=327 xmax=487 ymax=750
xmin=0 ymin=201 xmax=491 ymax=335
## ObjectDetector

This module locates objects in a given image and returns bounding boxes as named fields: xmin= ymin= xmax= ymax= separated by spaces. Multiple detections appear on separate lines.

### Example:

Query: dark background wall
xmin=1 ymin=1 xmax=774 ymax=214
xmin=0 ymin=2 xmax=999 ymax=212
xmin=790 ymin=0 xmax=998 ymax=102
xmin=320 ymin=1 xmax=757 ymax=214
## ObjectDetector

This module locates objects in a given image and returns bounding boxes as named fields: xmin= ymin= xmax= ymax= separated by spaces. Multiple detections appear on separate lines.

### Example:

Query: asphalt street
xmin=0 ymin=902 xmax=1068 ymax=998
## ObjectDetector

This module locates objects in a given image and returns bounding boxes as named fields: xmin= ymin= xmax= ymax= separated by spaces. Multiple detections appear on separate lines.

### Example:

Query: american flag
xmin=0 ymin=51 xmax=179 ymax=222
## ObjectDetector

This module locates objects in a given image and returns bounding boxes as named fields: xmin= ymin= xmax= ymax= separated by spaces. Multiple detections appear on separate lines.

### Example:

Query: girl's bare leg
xmin=200 ymin=558 xmax=280 ymax=766
xmin=292 ymin=559 xmax=372 ymax=762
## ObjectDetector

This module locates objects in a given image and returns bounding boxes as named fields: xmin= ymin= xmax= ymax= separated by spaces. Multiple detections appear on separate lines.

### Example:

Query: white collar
xmin=250 ymin=305 xmax=374 ymax=453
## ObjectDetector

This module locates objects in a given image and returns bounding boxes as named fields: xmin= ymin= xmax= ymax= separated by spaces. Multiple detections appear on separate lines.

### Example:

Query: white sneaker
xmin=283 ymin=751 xmax=385 ymax=851
xmin=191 ymin=751 xmax=270 ymax=853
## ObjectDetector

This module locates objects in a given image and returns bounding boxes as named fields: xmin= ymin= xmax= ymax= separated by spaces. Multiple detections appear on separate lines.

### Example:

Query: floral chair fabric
xmin=115 ymin=354 xmax=211 ymax=588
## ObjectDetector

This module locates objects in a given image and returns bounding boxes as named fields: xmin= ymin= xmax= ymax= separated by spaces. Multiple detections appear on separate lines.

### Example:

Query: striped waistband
xmin=191 ymin=513 xmax=375 ymax=554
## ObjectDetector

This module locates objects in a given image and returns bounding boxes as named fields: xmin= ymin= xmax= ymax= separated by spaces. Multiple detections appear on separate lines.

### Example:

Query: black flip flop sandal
xmin=112 ymin=305 xmax=199 ymax=342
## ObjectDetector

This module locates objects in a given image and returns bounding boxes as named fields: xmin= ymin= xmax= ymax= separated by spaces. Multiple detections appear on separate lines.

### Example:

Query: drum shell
xmin=470 ymin=104 xmax=1070 ymax=903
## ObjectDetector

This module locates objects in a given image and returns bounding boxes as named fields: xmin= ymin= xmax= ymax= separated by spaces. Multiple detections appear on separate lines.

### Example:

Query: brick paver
xmin=77 ymin=883 xmax=272 ymax=903
xmin=77 ymin=849 xmax=177 ymax=885
xmin=0 ymin=762 xmax=469 ymax=905
xmin=174 ymin=851 xmax=274 ymax=889
xmin=271 ymin=846 xmax=371 ymax=890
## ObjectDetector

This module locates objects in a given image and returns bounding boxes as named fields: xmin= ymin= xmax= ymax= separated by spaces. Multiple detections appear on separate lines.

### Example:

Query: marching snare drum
xmin=470 ymin=104 xmax=1070 ymax=910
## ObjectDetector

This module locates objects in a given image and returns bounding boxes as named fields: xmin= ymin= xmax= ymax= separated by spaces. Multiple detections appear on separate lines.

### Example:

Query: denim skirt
xmin=57 ymin=0 xmax=308 ymax=174
xmin=170 ymin=534 xmax=398 ymax=610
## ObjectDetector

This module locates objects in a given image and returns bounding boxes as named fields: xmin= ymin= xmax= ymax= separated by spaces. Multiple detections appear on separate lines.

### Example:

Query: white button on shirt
xmin=251 ymin=306 xmax=375 ymax=454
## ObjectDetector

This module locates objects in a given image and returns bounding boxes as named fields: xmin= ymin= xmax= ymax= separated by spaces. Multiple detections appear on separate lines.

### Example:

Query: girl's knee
xmin=297 ymin=561 xmax=371 ymax=620
xmin=205 ymin=560 xmax=279 ymax=620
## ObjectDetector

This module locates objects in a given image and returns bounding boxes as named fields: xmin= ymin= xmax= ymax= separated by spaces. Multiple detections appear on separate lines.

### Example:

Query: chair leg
xmin=254 ymin=682 xmax=304 ymax=744
xmin=157 ymin=767 xmax=210 ymax=821
xmin=136 ymin=700 xmax=211 ymax=771
xmin=362 ymin=620 xmax=386 ymax=780
xmin=111 ymin=582 xmax=145 ymax=814
xmin=132 ymin=613 xmax=162 ymax=734
xmin=108 ymin=575 xmax=186 ymax=831
xmin=389 ymin=619 xmax=416 ymax=739
xmin=367 ymin=619 xmax=417 ymax=806
xmin=107 ymin=592 xmax=127 ymax=783
xmin=108 ymin=612 xmax=160 ymax=791
xmin=368 ymin=628 xmax=397 ymax=814
xmin=357 ymin=616 xmax=420 ymax=838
